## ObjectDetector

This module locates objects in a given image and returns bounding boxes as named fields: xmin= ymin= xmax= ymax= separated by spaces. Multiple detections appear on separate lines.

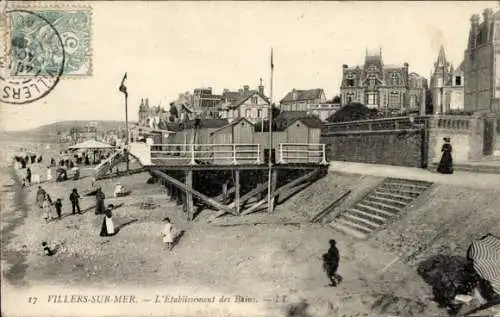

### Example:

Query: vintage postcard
xmin=1 ymin=1 xmax=500 ymax=317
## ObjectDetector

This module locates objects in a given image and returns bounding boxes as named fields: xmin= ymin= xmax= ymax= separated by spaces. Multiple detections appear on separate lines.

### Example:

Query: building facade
xmin=280 ymin=88 xmax=327 ymax=112
xmin=217 ymin=82 xmax=270 ymax=123
xmin=430 ymin=46 xmax=465 ymax=114
xmin=340 ymin=49 xmax=427 ymax=115
xmin=464 ymin=8 xmax=500 ymax=113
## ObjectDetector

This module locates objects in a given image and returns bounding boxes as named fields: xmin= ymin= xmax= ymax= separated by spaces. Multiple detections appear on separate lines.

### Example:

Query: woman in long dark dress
xmin=437 ymin=137 xmax=453 ymax=174
xmin=100 ymin=205 xmax=115 ymax=237
xmin=95 ymin=187 xmax=106 ymax=215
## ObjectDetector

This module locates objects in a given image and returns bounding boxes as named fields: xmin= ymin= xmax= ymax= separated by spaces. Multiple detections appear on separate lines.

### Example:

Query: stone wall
xmin=321 ymin=129 xmax=424 ymax=167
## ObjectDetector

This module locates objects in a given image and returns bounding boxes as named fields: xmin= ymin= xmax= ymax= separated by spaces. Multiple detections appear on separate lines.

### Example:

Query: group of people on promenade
xmin=35 ymin=186 xmax=82 ymax=222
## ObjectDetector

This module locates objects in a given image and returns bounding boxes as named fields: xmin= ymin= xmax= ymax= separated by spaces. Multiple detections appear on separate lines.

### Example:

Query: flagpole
xmin=267 ymin=48 xmax=274 ymax=213
xmin=119 ymin=73 xmax=129 ymax=172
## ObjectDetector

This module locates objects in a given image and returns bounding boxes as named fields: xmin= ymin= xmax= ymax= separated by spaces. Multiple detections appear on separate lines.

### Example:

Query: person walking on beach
xmin=95 ymin=187 xmax=105 ymax=215
xmin=69 ymin=188 xmax=81 ymax=214
xmin=36 ymin=186 xmax=46 ymax=209
xmin=54 ymin=198 xmax=63 ymax=219
xmin=437 ymin=137 xmax=453 ymax=174
xmin=42 ymin=194 xmax=52 ymax=223
xmin=26 ymin=168 xmax=32 ymax=186
xmin=161 ymin=217 xmax=175 ymax=250
xmin=100 ymin=204 xmax=115 ymax=237
xmin=323 ymin=239 xmax=342 ymax=287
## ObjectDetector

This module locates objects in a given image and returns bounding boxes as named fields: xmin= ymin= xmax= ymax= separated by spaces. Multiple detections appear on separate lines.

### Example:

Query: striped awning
xmin=467 ymin=234 xmax=500 ymax=295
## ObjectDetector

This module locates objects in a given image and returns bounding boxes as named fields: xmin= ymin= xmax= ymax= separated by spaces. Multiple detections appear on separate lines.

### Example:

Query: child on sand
xmin=42 ymin=242 xmax=54 ymax=256
xmin=161 ymin=218 xmax=175 ymax=250
xmin=42 ymin=195 xmax=52 ymax=223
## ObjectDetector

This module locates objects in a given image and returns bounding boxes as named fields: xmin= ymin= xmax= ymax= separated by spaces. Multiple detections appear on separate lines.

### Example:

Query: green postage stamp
xmin=6 ymin=4 xmax=92 ymax=77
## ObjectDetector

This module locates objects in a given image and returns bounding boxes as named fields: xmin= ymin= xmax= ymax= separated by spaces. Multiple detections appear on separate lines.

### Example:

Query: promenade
xmin=329 ymin=161 xmax=500 ymax=189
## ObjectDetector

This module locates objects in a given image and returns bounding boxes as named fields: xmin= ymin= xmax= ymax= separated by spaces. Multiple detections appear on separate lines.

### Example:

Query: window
xmin=455 ymin=76 xmax=462 ymax=86
xmin=366 ymin=92 xmax=377 ymax=105
xmin=391 ymin=73 xmax=399 ymax=85
xmin=388 ymin=91 xmax=400 ymax=108
xmin=409 ymin=95 xmax=417 ymax=108
xmin=346 ymin=74 xmax=355 ymax=87
xmin=346 ymin=93 xmax=354 ymax=103
xmin=245 ymin=109 xmax=251 ymax=118
xmin=257 ymin=109 xmax=263 ymax=118
xmin=252 ymin=96 xmax=258 ymax=104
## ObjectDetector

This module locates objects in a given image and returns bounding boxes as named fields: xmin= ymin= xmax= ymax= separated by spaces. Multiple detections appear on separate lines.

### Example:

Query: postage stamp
xmin=8 ymin=6 xmax=92 ymax=77
xmin=1 ymin=2 xmax=92 ymax=104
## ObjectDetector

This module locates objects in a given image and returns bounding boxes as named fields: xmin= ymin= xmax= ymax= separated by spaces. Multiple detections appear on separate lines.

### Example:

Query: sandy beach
xmin=0 ymin=143 xmax=448 ymax=317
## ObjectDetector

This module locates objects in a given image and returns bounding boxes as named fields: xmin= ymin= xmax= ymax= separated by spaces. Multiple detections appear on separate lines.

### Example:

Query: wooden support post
xmin=176 ymin=188 xmax=183 ymax=205
xmin=186 ymin=170 xmax=194 ymax=220
xmin=241 ymin=198 xmax=268 ymax=216
xmin=234 ymin=169 xmax=240 ymax=215
xmin=150 ymin=169 xmax=234 ymax=215
xmin=268 ymin=169 xmax=278 ymax=213
xmin=170 ymin=185 xmax=176 ymax=201
xmin=228 ymin=181 xmax=268 ymax=209
xmin=214 ymin=186 xmax=235 ymax=202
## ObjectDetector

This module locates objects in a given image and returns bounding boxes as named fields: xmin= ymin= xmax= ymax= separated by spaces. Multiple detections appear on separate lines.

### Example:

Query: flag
xmin=270 ymin=48 xmax=274 ymax=69
xmin=119 ymin=73 xmax=128 ymax=96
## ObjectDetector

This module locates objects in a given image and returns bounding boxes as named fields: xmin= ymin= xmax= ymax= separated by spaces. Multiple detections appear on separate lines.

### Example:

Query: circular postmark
xmin=0 ymin=9 xmax=65 ymax=105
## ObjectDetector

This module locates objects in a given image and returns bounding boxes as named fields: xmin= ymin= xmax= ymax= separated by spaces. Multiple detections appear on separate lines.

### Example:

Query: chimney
xmin=483 ymin=8 xmax=493 ymax=40
xmin=243 ymin=85 xmax=249 ymax=94
xmin=469 ymin=14 xmax=480 ymax=51
xmin=258 ymin=84 xmax=264 ymax=95
xmin=145 ymin=98 xmax=149 ymax=107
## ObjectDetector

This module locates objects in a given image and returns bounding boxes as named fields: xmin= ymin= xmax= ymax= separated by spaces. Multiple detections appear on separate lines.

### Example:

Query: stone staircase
xmin=329 ymin=178 xmax=433 ymax=239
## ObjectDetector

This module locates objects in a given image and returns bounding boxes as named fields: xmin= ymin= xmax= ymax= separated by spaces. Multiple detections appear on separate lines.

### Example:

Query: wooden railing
xmin=149 ymin=143 xmax=328 ymax=165
xmin=151 ymin=143 xmax=261 ymax=165
xmin=277 ymin=143 xmax=328 ymax=165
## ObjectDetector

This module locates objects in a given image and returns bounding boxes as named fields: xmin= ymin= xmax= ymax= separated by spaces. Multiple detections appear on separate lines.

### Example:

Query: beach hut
xmin=270 ymin=112 xmax=323 ymax=163
xmin=210 ymin=118 xmax=256 ymax=164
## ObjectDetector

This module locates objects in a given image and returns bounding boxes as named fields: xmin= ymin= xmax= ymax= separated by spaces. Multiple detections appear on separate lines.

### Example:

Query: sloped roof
xmin=209 ymin=117 xmax=254 ymax=135
xmin=182 ymin=119 xmax=229 ymax=130
xmin=68 ymin=140 xmax=113 ymax=150
xmin=274 ymin=111 xmax=322 ymax=130
xmin=280 ymin=89 xmax=324 ymax=103
xmin=229 ymin=91 xmax=270 ymax=109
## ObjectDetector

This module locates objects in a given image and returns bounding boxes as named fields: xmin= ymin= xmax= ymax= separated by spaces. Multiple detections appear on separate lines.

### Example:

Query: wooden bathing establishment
xmin=102 ymin=116 xmax=328 ymax=221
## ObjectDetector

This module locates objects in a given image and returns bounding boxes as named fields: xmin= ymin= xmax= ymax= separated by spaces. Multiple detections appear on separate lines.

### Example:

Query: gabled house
xmin=280 ymin=88 xmax=327 ymax=112
xmin=217 ymin=83 xmax=270 ymax=123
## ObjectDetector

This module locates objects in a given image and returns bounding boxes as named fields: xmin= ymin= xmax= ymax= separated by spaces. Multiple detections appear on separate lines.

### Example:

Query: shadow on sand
xmin=417 ymin=254 xmax=478 ymax=316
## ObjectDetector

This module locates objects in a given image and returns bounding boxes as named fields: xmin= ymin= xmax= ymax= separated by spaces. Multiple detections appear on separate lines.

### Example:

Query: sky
xmin=0 ymin=1 xmax=498 ymax=131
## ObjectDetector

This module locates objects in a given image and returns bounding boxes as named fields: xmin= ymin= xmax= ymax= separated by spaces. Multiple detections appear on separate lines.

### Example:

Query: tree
xmin=326 ymin=102 xmax=380 ymax=122
xmin=271 ymin=104 xmax=281 ymax=119
xmin=332 ymin=95 xmax=341 ymax=104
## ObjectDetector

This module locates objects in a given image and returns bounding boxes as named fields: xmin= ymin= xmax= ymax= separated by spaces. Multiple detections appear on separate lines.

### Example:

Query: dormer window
xmin=391 ymin=73 xmax=399 ymax=85
xmin=292 ymin=92 xmax=298 ymax=100
xmin=346 ymin=74 xmax=355 ymax=87
xmin=252 ymin=96 xmax=258 ymax=104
